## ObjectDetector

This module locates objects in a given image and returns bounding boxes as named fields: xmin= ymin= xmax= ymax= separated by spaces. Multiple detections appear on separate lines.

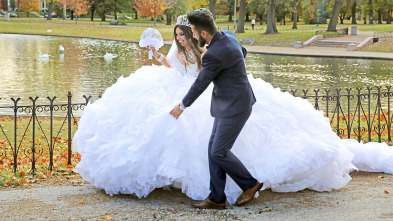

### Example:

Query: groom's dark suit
xmin=182 ymin=31 xmax=257 ymax=204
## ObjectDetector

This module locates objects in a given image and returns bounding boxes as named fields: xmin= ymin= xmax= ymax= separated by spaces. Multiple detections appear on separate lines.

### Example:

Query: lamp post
xmin=234 ymin=0 xmax=237 ymax=29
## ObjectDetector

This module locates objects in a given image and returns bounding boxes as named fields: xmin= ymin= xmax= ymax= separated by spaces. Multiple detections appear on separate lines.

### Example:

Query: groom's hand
xmin=170 ymin=104 xmax=183 ymax=119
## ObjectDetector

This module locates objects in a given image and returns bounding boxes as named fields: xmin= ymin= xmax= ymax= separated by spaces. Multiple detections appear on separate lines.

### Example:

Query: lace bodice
xmin=175 ymin=59 xmax=199 ymax=77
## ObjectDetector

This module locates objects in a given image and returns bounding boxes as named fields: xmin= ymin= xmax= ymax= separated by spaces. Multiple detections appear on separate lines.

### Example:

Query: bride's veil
xmin=166 ymin=40 xmax=178 ymax=68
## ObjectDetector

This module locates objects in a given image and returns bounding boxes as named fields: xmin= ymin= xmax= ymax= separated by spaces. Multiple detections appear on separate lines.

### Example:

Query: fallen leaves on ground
xmin=102 ymin=215 xmax=112 ymax=220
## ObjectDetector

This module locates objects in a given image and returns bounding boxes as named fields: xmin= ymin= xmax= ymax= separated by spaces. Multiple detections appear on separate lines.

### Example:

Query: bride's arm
xmin=148 ymin=46 xmax=170 ymax=68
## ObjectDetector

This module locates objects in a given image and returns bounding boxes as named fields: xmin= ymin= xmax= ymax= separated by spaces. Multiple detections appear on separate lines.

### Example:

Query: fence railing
xmin=286 ymin=86 xmax=393 ymax=143
xmin=0 ymin=92 xmax=98 ymax=174
xmin=1 ymin=86 xmax=393 ymax=174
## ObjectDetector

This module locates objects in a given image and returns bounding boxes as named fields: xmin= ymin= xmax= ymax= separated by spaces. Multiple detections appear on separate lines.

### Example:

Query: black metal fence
xmin=286 ymin=86 xmax=393 ymax=143
xmin=0 ymin=86 xmax=392 ymax=174
xmin=0 ymin=92 xmax=97 ymax=174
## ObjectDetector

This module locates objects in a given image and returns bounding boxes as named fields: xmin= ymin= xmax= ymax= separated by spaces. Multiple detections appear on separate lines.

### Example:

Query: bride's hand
xmin=146 ymin=46 xmax=160 ymax=59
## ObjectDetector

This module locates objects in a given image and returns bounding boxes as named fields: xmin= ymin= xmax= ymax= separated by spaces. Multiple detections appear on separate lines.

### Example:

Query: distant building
xmin=4 ymin=0 xmax=47 ymax=11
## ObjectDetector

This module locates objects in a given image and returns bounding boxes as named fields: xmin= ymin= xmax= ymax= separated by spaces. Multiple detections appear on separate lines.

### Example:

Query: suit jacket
xmin=182 ymin=31 xmax=256 ymax=118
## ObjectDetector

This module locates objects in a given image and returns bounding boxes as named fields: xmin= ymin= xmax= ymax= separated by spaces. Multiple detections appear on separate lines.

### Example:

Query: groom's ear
xmin=201 ymin=30 xmax=207 ymax=38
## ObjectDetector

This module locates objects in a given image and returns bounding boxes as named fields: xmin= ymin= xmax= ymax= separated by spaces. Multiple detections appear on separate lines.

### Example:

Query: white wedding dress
xmin=74 ymin=52 xmax=393 ymax=204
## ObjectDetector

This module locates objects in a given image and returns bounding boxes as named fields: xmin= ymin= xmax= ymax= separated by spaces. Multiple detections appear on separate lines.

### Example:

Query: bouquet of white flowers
xmin=139 ymin=28 xmax=164 ymax=59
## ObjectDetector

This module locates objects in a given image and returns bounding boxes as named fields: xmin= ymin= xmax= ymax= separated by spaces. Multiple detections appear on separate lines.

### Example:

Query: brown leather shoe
xmin=235 ymin=181 xmax=263 ymax=206
xmin=192 ymin=198 xmax=226 ymax=209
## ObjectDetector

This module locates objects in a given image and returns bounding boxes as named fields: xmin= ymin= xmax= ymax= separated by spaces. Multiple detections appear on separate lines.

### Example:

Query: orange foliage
xmin=61 ymin=0 xmax=91 ymax=16
xmin=133 ymin=0 xmax=168 ymax=23
xmin=19 ymin=0 xmax=40 ymax=17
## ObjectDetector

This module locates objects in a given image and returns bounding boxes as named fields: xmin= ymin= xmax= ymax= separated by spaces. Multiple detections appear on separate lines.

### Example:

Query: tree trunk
xmin=17 ymin=0 xmax=20 ymax=17
xmin=292 ymin=11 xmax=298 ymax=29
xmin=101 ymin=9 xmax=105 ymax=21
xmin=378 ymin=9 xmax=382 ymax=24
xmin=351 ymin=2 xmax=357 ymax=24
xmin=135 ymin=10 xmax=138 ymax=19
xmin=114 ymin=0 xmax=117 ymax=20
xmin=368 ymin=0 xmax=373 ymax=24
xmin=90 ymin=5 xmax=95 ymax=21
xmin=235 ymin=0 xmax=246 ymax=33
xmin=265 ymin=0 xmax=278 ymax=34
xmin=327 ymin=0 xmax=343 ymax=31
xmin=388 ymin=9 xmax=392 ymax=24
xmin=1 ymin=0 xmax=8 ymax=11
xmin=63 ymin=3 xmax=67 ymax=20
xmin=48 ymin=1 xmax=53 ymax=20
xmin=283 ymin=12 xmax=286 ymax=25
xmin=71 ymin=11 xmax=74 ymax=20
xmin=166 ymin=13 xmax=171 ymax=25
xmin=340 ymin=14 xmax=344 ymax=24
xmin=27 ymin=12 xmax=29 ymax=17
xmin=245 ymin=12 xmax=249 ymax=21
xmin=209 ymin=0 xmax=217 ymax=20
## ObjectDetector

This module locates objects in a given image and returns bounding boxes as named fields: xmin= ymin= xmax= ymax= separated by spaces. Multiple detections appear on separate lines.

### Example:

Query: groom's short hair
xmin=187 ymin=8 xmax=217 ymax=36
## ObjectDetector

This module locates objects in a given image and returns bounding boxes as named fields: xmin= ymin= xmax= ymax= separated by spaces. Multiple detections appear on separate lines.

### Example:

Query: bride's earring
xmin=189 ymin=39 xmax=192 ymax=42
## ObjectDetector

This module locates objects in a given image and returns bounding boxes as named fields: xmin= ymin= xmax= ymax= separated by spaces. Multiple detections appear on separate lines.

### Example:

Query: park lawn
xmin=1 ymin=17 xmax=393 ymax=50
xmin=0 ymin=21 xmax=175 ymax=42
xmin=0 ymin=20 xmax=316 ymax=46
xmin=358 ymin=40 xmax=393 ymax=53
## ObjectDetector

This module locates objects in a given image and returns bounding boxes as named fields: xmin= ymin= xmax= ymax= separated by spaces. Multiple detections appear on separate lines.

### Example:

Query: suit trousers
xmin=207 ymin=108 xmax=257 ymax=204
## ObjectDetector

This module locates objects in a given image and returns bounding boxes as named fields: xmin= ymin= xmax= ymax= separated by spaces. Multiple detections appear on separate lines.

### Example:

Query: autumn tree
xmin=164 ymin=0 xmax=187 ymax=25
xmin=209 ymin=0 xmax=217 ymax=19
xmin=134 ymin=0 xmax=168 ymax=26
xmin=19 ymin=0 xmax=40 ymax=17
xmin=186 ymin=0 xmax=208 ymax=10
xmin=235 ymin=0 xmax=246 ymax=33
xmin=265 ymin=0 xmax=279 ymax=34
xmin=327 ymin=0 xmax=343 ymax=31
xmin=61 ymin=0 xmax=91 ymax=23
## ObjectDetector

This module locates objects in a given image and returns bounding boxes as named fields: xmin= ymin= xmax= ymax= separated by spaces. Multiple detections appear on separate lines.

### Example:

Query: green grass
xmin=1 ymin=16 xmax=393 ymax=50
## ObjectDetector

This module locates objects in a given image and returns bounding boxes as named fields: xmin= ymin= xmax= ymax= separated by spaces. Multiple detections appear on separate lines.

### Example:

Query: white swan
xmin=38 ymin=51 xmax=51 ymax=59
xmin=59 ymin=45 xmax=64 ymax=52
xmin=104 ymin=53 xmax=117 ymax=60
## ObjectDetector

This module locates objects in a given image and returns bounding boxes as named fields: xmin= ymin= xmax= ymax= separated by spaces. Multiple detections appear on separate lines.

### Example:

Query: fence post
xmin=325 ymin=89 xmax=330 ymax=119
xmin=367 ymin=87 xmax=372 ymax=142
xmin=356 ymin=88 xmax=362 ymax=142
xmin=387 ymin=86 xmax=392 ymax=142
xmin=336 ymin=89 xmax=341 ymax=137
xmin=29 ymin=96 xmax=39 ymax=174
xmin=11 ymin=98 xmax=21 ymax=173
xmin=67 ymin=91 xmax=72 ymax=165
xmin=47 ymin=96 xmax=56 ymax=171
xmin=346 ymin=88 xmax=352 ymax=139
xmin=377 ymin=86 xmax=382 ymax=142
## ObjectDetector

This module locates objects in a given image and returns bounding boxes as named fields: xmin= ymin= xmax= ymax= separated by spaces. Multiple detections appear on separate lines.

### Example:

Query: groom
xmin=170 ymin=8 xmax=262 ymax=209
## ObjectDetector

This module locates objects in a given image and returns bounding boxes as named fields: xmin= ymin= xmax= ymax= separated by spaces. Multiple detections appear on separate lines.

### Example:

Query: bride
xmin=74 ymin=16 xmax=393 ymax=205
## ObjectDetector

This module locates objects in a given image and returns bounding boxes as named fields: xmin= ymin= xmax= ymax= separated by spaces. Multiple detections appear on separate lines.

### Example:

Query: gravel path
xmin=1 ymin=171 xmax=392 ymax=221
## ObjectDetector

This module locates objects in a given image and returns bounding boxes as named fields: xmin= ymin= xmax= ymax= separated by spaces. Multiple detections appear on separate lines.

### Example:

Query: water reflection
xmin=246 ymin=55 xmax=393 ymax=91
xmin=1 ymin=33 xmax=393 ymax=109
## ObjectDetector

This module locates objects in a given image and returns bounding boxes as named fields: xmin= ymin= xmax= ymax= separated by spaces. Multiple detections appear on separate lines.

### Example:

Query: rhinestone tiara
xmin=176 ymin=15 xmax=191 ymax=27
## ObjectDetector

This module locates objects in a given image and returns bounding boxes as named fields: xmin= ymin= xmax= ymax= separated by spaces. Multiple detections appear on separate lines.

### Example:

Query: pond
xmin=1 ymin=33 xmax=393 ymax=109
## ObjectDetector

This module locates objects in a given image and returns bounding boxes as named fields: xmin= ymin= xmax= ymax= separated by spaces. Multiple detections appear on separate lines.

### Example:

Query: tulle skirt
xmin=74 ymin=65 xmax=393 ymax=204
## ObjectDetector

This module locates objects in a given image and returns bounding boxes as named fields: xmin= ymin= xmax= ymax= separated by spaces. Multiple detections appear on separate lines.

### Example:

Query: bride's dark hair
xmin=174 ymin=25 xmax=203 ymax=68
